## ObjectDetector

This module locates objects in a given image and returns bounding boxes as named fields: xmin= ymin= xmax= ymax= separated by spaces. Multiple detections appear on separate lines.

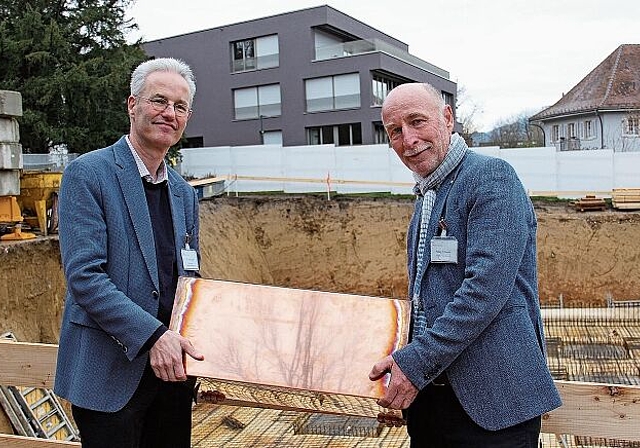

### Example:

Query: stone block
xmin=0 ymin=118 xmax=20 ymax=143
xmin=0 ymin=91 xmax=23 ymax=118
xmin=0 ymin=143 xmax=23 ymax=169
xmin=0 ymin=171 xmax=20 ymax=196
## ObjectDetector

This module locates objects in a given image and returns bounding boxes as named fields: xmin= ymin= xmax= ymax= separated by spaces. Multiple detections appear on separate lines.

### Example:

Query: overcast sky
xmin=126 ymin=0 xmax=640 ymax=132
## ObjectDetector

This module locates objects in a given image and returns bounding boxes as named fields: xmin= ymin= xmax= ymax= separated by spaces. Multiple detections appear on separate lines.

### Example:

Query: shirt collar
xmin=125 ymin=135 xmax=168 ymax=184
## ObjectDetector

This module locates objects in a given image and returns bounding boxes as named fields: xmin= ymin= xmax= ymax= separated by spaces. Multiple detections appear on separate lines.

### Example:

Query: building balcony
xmin=555 ymin=137 xmax=582 ymax=151
xmin=314 ymin=38 xmax=450 ymax=79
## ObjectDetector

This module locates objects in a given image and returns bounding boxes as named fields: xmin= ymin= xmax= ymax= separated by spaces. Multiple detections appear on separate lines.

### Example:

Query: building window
xmin=314 ymin=29 xmax=348 ymax=60
xmin=567 ymin=122 xmax=576 ymax=138
xmin=231 ymin=34 xmax=279 ymax=73
xmin=552 ymin=125 xmax=560 ymax=142
xmin=374 ymin=123 xmax=389 ymax=144
xmin=262 ymin=130 xmax=282 ymax=145
xmin=307 ymin=123 xmax=362 ymax=146
xmin=623 ymin=116 xmax=640 ymax=136
xmin=372 ymin=74 xmax=403 ymax=106
xmin=308 ymin=126 xmax=334 ymax=145
xmin=584 ymin=120 xmax=594 ymax=139
xmin=305 ymin=73 xmax=360 ymax=112
xmin=183 ymin=136 xmax=204 ymax=148
xmin=442 ymin=92 xmax=455 ymax=111
xmin=233 ymin=84 xmax=281 ymax=120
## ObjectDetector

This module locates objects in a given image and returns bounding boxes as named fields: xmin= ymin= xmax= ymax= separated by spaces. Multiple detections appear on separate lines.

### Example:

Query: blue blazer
xmin=54 ymin=137 xmax=200 ymax=412
xmin=393 ymin=151 xmax=561 ymax=431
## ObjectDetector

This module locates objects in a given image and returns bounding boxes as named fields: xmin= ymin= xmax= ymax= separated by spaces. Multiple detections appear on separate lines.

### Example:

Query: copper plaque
xmin=170 ymin=277 xmax=410 ymax=400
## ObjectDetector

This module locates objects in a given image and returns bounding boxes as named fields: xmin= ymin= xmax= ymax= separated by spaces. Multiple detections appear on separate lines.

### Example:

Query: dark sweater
xmin=143 ymin=180 xmax=178 ymax=327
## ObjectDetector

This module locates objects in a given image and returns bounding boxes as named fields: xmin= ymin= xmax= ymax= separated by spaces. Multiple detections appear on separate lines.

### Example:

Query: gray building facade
xmin=143 ymin=5 xmax=458 ymax=147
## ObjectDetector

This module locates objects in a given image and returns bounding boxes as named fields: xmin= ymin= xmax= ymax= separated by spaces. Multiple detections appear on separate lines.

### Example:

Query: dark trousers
xmin=406 ymin=382 xmax=541 ymax=448
xmin=72 ymin=363 xmax=196 ymax=448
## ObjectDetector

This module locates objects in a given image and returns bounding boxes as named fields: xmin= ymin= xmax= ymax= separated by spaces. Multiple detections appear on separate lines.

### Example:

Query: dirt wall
xmin=1 ymin=196 xmax=639 ymax=344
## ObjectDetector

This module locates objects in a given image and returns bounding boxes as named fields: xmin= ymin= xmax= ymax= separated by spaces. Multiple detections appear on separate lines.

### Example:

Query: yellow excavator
xmin=0 ymin=90 xmax=61 ymax=241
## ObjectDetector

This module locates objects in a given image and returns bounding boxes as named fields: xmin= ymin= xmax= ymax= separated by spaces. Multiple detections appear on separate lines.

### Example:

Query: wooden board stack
xmin=612 ymin=188 xmax=640 ymax=210
xmin=572 ymin=195 xmax=607 ymax=212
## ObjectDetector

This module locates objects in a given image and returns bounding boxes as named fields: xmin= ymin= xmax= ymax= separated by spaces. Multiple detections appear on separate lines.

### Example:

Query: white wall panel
xmin=613 ymin=152 xmax=640 ymax=188
xmin=230 ymin=145 xmax=284 ymax=192
xmin=180 ymin=147 xmax=233 ymax=179
xmin=283 ymin=145 xmax=336 ymax=193
xmin=180 ymin=144 xmax=639 ymax=197
xmin=498 ymin=147 xmax=557 ymax=193
xmin=388 ymin=152 xmax=414 ymax=195
xmin=335 ymin=145 xmax=390 ymax=194
xmin=556 ymin=150 xmax=613 ymax=196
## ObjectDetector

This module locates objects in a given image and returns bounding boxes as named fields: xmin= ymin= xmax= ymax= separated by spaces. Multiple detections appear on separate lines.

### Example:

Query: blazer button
xmin=152 ymin=291 xmax=159 ymax=299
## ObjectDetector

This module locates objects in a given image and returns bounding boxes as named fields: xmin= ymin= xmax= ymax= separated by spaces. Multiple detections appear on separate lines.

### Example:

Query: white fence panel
xmin=556 ymin=150 xmax=613 ymax=197
xmin=283 ymin=145 xmax=335 ymax=193
xmin=180 ymin=146 xmax=232 ymax=179
xmin=497 ymin=147 xmax=557 ymax=194
xmin=388 ymin=153 xmax=415 ymax=195
xmin=230 ymin=145 xmax=284 ymax=192
xmin=335 ymin=145 xmax=391 ymax=194
xmin=613 ymin=152 xmax=640 ymax=188
xmin=180 ymin=143 xmax=639 ymax=196
xmin=471 ymin=146 xmax=500 ymax=158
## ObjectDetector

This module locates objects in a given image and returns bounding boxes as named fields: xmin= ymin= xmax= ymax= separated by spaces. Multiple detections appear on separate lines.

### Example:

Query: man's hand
xmin=149 ymin=330 xmax=204 ymax=382
xmin=369 ymin=355 xmax=418 ymax=410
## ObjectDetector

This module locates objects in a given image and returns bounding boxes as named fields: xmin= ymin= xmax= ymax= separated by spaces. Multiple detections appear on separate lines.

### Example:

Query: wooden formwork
xmin=2 ymin=340 xmax=640 ymax=447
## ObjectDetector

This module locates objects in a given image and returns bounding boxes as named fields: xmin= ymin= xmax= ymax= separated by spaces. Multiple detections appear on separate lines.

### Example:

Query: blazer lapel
xmin=113 ymin=139 xmax=159 ymax=290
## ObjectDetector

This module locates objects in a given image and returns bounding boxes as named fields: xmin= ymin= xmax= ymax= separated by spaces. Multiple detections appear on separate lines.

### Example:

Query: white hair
xmin=130 ymin=58 xmax=196 ymax=104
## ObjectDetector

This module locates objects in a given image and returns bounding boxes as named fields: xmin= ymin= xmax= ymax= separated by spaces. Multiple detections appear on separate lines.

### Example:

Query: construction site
xmin=2 ymin=90 xmax=640 ymax=446
xmin=0 ymin=194 xmax=639 ymax=446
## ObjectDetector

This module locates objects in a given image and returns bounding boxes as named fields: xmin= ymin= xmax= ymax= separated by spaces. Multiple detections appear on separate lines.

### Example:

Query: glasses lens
xmin=142 ymin=97 xmax=189 ymax=117
xmin=174 ymin=104 xmax=190 ymax=116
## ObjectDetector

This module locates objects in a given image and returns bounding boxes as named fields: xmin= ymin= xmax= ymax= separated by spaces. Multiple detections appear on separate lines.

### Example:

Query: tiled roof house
xmin=529 ymin=44 xmax=640 ymax=151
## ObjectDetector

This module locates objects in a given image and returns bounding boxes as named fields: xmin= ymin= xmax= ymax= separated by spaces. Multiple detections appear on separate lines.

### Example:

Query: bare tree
xmin=456 ymin=85 xmax=484 ymax=146
xmin=488 ymin=112 xmax=544 ymax=148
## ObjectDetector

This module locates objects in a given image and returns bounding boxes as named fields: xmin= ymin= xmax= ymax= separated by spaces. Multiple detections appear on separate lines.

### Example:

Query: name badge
xmin=181 ymin=248 xmax=200 ymax=271
xmin=430 ymin=236 xmax=458 ymax=264
xmin=181 ymin=233 xmax=200 ymax=271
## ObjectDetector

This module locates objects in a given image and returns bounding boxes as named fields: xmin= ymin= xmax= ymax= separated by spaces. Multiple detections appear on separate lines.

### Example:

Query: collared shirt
xmin=125 ymin=135 xmax=168 ymax=184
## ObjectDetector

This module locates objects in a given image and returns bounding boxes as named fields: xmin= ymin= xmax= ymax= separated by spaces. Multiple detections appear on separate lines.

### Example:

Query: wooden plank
xmin=0 ymin=342 xmax=57 ymax=388
xmin=541 ymin=380 xmax=640 ymax=441
xmin=227 ymin=174 xmax=415 ymax=187
xmin=612 ymin=202 xmax=640 ymax=210
xmin=612 ymin=195 xmax=640 ymax=201
xmin=187 ymin=177 xmax=227 ymax=187
xmin=0 ymin=434 xmax=79 ymax=447
xmin=170 ymin=277 xmax=411 ymax=402
xmin=196 ymin=377 xmax=402 ymax=420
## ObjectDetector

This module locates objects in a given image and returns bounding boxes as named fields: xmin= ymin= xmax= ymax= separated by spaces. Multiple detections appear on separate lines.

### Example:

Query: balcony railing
xmin=555 ymin=137 xmax=582 ymax=151
xmin=314 ymin=38 xmax=450 ymax=79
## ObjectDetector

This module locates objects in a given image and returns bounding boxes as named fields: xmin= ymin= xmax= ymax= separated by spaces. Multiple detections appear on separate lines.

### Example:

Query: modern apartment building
xmin=143 ymin=5 xmax=458 ymax=148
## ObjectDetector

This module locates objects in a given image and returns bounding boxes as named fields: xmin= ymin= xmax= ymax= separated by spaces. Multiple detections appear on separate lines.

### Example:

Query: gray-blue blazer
xmin=393 ymin=151 xmax=561 ymax=431
xmin=54 ymin=136 xmax=200 ymax=412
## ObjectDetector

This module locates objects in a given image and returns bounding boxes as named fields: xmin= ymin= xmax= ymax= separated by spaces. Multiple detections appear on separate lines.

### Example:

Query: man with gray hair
xmin=55 ymin=57 xmax=204 ymax=447
xmin=369 ymin=83 xmax=561 ymax=447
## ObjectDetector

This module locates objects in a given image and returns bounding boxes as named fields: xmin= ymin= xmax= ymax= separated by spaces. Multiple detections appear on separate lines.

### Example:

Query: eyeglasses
xmin=136 ymin=96 xmax=192 ymax=118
